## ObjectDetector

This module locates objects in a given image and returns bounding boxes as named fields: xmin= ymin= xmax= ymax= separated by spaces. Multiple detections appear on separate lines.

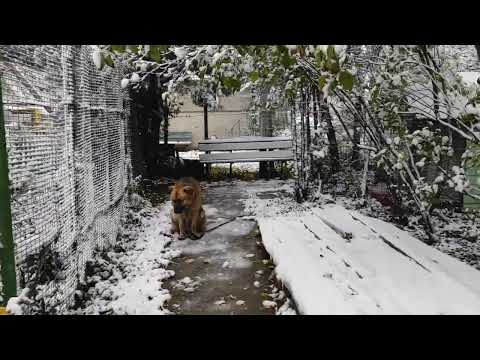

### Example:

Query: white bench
xmin=198 ymin=136 xmax=293 ymax=178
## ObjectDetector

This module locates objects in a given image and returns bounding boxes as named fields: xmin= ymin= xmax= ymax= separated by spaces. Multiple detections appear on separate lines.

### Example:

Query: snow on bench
xmin=258 ymin=204 xmax=480 ymax=315
xmin=198 ymin=136 xmax=293 ymax=164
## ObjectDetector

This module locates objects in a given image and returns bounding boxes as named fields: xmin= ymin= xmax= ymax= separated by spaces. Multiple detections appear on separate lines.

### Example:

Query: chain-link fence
xmin=0 ymin=45 xmax=131 ymax=313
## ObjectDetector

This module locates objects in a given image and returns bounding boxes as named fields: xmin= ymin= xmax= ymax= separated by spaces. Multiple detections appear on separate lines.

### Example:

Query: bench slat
xmin=198 ymin=136 xmax=292 ymax=144
xmin=199 ymin=140 xmax=292 ymax=152
xmin=167 ymin=131 xmax=193 ymax=141
xmin=199 ymin=150 xmax=293 ymax=163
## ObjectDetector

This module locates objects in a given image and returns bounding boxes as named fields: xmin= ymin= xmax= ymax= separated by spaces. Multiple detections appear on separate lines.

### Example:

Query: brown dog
xmin=169 ymin=177 xmax=206 ymax=240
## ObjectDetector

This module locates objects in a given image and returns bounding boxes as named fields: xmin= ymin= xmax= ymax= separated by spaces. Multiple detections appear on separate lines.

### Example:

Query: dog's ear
xmin=183 ymin=186 xmax=194 ymax=194
xmin=169 ymin=185 xmax=175 ymax=192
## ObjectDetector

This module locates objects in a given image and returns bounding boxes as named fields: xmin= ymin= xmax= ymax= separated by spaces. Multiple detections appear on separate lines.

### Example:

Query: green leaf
xmin=280 ymin=53 xmax=295 ymax=67
xmin=318 ymin=75 xmax=328 ymax=89
xmin=329 ymin=61 xmax=340 ymax=74
xmin=249 ymin=71 xmax=259 ymax=82
xmin=111 ymin=45 xmax=126 ymax=53
xmin=148 ymin=45 xmax=164 ymax=62
xmin=316 ymin=51 xmax=325 ymax=66
xmin=338 ymin=70 xmax=354 ymax=91
xmin=236 ymin=46 xmax=246 ymax=56
xmin=223 ymin=77 xmax=241 ymax=91
xmin=327 ymin=45 xmax=336 ymax=59
xmin=104 ymin=54 xmax=114 ymax=67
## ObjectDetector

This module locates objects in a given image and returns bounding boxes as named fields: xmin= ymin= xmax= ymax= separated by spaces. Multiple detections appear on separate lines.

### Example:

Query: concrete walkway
xmin=161 ymin=180 xmax=292 ymax=315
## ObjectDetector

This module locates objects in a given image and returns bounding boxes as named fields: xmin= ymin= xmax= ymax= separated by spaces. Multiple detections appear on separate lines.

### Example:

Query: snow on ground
xmin=69 ymin=180 xmax=297 ymax=315
xmin=179 ymin=150 xmax=259 ymax=172
xmin=70 ymin=195 xmax=180 ymax=315
xmin=243 ymin=185 xmax=480 ymax=315
xmin=179 ymin=150 xmax=200 ymax=160
xmin=165 ymin=180 xmax=297 ymax=315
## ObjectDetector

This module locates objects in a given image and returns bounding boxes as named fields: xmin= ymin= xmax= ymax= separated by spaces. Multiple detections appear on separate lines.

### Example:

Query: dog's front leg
xmin=177 ymin=216 xmax=187 ymax=240
xmin=191 ymin=208 xmax=206 ymax=239
xmin=170 ymin=210 xmax=179 ymax=234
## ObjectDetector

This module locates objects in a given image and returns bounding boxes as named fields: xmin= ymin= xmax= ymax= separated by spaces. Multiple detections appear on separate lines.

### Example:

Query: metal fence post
xmin=0 ymin=75 xmax=17 ymax=306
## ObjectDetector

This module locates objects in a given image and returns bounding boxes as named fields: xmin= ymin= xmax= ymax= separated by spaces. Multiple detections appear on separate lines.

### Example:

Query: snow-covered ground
xmin=8 ymin=177 xmax=477 ymax=315
xmin=164 ymin=180 xmax=297 ymax=315
xmin=68 ymin=181 xmax=295 ymax=315
xmin=179 ymin=150 xmax=200 ymax=160
xmin=69 ymin=195 xmax=181 ymax=315
xmin=179 ymin=150 xmax=259 ymax=172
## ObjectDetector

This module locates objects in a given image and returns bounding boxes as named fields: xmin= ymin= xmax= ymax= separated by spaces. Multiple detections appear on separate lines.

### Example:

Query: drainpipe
xmin=203 ymin=101 xmax=208 ymax=140
xmin=203 ymin=100 xmax=210 ymax=178
xmin=0 ymin=75 xmax=17 ymax=306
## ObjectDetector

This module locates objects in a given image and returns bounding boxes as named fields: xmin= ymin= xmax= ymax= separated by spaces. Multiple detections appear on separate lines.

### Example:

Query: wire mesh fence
xmin=0 ymin=45 xmax=131 ymax=313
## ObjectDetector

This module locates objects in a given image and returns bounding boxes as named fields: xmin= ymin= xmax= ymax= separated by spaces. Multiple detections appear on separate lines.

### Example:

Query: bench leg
xmin=203 ymin=163 xmax=211 ymax=182
xmin=229 ymin=150 xmax=233 ymax=178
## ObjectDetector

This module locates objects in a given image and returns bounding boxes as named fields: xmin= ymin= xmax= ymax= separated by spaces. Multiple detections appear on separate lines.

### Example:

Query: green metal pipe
xmin=0 ymin=75 xmax=17 ymax=306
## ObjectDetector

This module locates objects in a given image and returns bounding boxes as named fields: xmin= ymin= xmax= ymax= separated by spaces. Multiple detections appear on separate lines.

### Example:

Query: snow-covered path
xmin=72 ymin=180 xmax=296 ymax=315
xmin=164 ymin=180 xmax=296 ymax=314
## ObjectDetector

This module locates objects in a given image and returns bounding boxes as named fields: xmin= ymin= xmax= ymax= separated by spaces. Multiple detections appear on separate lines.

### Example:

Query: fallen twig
xmin=317 ymin=216 xmax=353 ymax=241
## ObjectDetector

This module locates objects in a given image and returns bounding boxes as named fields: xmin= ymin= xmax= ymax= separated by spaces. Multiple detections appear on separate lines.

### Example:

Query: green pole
xmin=0 ymin=75 xmax=17 ymax=306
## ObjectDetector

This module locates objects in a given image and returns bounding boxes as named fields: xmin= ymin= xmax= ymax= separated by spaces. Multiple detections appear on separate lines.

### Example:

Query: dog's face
xmin=170 ymin=184 xmax=194 ymax=214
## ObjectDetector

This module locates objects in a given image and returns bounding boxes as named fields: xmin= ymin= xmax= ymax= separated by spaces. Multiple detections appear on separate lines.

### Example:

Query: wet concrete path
xmin=160 ymin=180 xmax=288 ymax=315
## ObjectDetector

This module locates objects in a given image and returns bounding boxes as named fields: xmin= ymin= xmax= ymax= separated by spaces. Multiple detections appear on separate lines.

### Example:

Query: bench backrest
xmin=198 ymin=136 xmax=292 ymax=152
xmin=164 ymin=131 xmax=193 ymax=142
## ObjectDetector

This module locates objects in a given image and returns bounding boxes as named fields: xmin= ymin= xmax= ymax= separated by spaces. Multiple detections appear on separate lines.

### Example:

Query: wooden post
xmin=161 ymin=82 xmax=169 ymax=146
xmin=203 ymin=102 xmax=208 ymax=140
xmin=0 ymin=76 xmax=17 ymax=305
xmin=203 ymin=102 xmax=210 ymax=178
xmin=163 ymin=117 xmax=169 ymax=145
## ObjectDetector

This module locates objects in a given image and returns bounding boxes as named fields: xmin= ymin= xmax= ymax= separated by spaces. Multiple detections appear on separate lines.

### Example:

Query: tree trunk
xmin=351 ymin=98 xmax=362 ymax=170
xmin=300 ymin=92 xmax=308 ymax=198
xmin=259 ymin=110 xmax=274 ymax=178
xmin=305 ymin=89 xmax=311 ymax=151
xmin=129 ymin=74 xmax=166 ymax=179
xmin=321 ymin=103 xmax=340 ymax=174
xmin=203 ymin=101 xmax=210 ymax=178
xmin=419 ymin=46 xmax=440 ymax=120
xmin=475 ymin=45 xmax=480 ymax=62
xmin=312 ymin=87 xmax=318 ymax=131
xmin=259 ymin=91 xmax=274 ymax=178
xmin=162 ymin=101 xmax=169 ymax=145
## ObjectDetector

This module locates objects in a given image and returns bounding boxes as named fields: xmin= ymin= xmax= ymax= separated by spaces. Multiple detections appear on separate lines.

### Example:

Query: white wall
xmin=169 ymin=93 xmax=251 ymax=149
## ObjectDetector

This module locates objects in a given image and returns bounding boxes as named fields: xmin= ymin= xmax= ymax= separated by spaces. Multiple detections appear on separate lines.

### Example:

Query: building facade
xmin=167 ymin=91 xmax=252 ymax=149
